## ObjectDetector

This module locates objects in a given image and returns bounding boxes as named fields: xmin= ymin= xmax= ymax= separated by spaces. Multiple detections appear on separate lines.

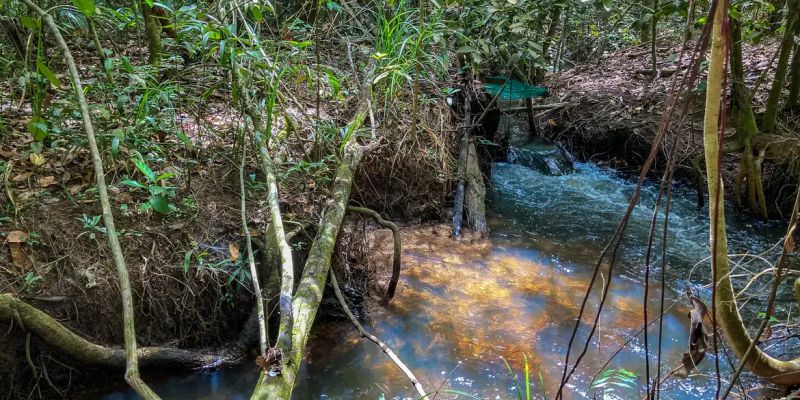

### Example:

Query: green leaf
xmin=36 ymin=60 xmax=61 ymax=89
xmin=120 ymin=179 xmax=146 ymax=189
xmin=456 ymin=45 xmax=476 ymax=54
xmin=149 ymin=194 xmax=170 ymax=213
xmin=71 ymin=0 xmax=96 ymax=16
xmin=111 ymin=136 xmax=120 ymax=158
xmin=156 ymin=172 xmax=175 ymax=182
xmin=177 ymin=130 xmax=192 ymax=148
xmin=133 ymin=157 xmax=156 ymax=182
xmin=251 ymin=5 xmax=264 ymax=22
xmin=27 ymin=116 xmax=48 ymax=141
xmin=144 ymin=0 xmax=154 ymax=7
xmin=121 ymin=56 xmax=134 ymax=73
xmin=326 ymin=1 xmax=343 ymax=12
xmin=184 ymin=251 xmax=193 ymax=273
xmin=20 ymin=16 xmax=41 ymax=30
xmin=103 ymin=57 xmax=113 ymax=73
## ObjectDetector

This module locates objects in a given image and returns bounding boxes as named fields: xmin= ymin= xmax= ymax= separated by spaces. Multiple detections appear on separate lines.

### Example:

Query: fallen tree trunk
xmin=250 ymin=127 xmax=367 ymax=400
xmin=0 ymin=294 xmax=235 ymax=370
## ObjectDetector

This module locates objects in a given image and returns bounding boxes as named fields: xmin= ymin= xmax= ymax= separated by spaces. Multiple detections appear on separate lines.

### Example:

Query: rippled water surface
xmin=105 ymin=162 xmax=786 ymax=400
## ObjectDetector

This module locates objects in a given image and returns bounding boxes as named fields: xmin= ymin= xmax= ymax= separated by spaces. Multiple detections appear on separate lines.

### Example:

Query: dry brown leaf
xmin=37 ymin=176 xmax=57 ymax=187
xmin=229 ymin=242 xmax=240 ymax=261
xmin=12 ymin=172 xmax=32 ymax=182
xmin=29 ymin=153 xmax=45 ymax=167
xmin=5 ymin=231 xmax=32 ymax=271
xmin=785 ymin=224 xmax=797 ymax=253
xmin=168 ymin=221 xmax=187 ymax=230
xmin=6 ymin=230 xmax=28 ymax=243
xmin=68 ymin=183 xmax=87 ymax=195
xmin=8 ymin=242 xmax=33 ymax=271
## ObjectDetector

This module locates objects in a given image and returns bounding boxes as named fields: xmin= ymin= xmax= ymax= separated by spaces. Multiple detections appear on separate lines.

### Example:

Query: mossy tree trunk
xmin=704 ymin=1 xmax=800 ymax=385
xmin=249 ymin=121 xmax=367 ymax=400
xmin=0 ymin=294 xmax=232 ymax=369
xmin=762 ymin=0 xmax=799 ymax=133
xmin=730 ymin=18 xmax=768 ymax=218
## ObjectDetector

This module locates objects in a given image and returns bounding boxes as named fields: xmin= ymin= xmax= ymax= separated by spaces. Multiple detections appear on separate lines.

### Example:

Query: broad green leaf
xmin=156 ymin=172 xmax=175 ymax=182
xmin=27 ymin=116 xmax=48 ymax=141
xmin=149 ymin=194 xmax=170 ymax=213
xmin=103 ymin=57 xmax=113 ymax=73
xmin=71 ymin=0 xmax=95 ymax=16
xmin=36 ymin=60 xmax=61 ymax=89
xmin=133 ymin=157 xmax=156 ymax=182
xmin=111 ymin=136 xmax=120 ymax=158
xmin=20 ymin=16 xmax=41 ymax=30
xmin=251 ymin=5 xmax=264 ymax=22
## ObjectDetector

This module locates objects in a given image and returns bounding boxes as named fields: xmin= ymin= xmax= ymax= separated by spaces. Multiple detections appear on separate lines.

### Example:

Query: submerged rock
xmin=508 ymin=137 xmax=574 ymax=175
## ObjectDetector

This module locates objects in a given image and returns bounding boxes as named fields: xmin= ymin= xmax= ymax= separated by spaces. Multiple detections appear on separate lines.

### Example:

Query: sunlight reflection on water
xmin=105 ymin=161 xmax=784 ymax=400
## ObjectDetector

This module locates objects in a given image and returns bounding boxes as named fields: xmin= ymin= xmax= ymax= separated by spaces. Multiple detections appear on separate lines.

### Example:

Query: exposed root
xmin=346 ymin=206 xmax=401 ymax=305
xmin=0 ymin=294 xmax=237 ymax=370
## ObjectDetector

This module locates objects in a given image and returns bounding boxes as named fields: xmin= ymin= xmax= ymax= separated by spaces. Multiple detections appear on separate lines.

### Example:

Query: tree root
xmin=346 ymin=206 xmax=402 ymax=305
xmin=0 ymin=294 xmax=236 ymax=370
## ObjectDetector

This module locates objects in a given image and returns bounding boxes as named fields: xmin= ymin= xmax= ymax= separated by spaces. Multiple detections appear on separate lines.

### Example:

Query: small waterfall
xmin=507 ymin=138 xmax=575 ymax=175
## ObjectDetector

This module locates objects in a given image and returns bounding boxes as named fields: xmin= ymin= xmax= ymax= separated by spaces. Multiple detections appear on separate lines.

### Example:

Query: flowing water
xmin=104 ymin=161 xmax=790 ymax=400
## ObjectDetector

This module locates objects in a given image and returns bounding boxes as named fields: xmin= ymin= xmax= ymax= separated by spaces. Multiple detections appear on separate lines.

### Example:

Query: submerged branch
xmin=329 ymin=269 xmax=427 ymax=398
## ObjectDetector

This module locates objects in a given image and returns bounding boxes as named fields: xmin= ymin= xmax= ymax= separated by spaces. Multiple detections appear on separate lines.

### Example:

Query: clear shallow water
xmin=104 ymin=161 xmax=787 ymax=400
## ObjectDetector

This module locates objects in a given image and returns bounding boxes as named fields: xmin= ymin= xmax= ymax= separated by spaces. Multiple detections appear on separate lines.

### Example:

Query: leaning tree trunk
xmin=762 ymin=0 xmax=799 ymax=133
xmin=250 ymin=125 xmax=367 ymax=400
xmin=232 ymin=66 xmax=295 ymax=359
xmin=19 ymin=1 xmax=160 ymax=398
xmin=703 ymin=1 xmax=800 ymax=385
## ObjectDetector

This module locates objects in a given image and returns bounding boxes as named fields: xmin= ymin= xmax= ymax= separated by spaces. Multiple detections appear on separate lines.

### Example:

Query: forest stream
xmin=103 ymin=160 xmax=789 ymax=400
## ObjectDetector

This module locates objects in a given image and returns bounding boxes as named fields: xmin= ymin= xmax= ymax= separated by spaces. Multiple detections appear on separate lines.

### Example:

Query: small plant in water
xmin=590 ymin=368 xmax=637 ymax=399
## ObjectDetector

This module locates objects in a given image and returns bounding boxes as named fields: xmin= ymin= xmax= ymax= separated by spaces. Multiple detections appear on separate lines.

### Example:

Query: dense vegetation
xmin=1 ymin=0 xmax=800 ymax=398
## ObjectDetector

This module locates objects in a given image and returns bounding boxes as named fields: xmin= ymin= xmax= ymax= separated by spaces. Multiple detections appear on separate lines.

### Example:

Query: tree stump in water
xmin=466 ymin=137 xmax=487 ymax=232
